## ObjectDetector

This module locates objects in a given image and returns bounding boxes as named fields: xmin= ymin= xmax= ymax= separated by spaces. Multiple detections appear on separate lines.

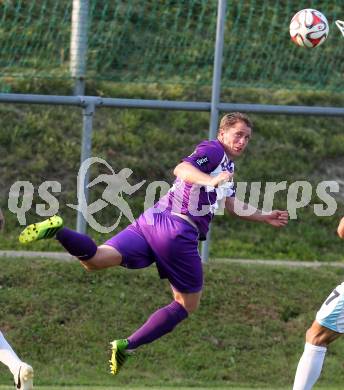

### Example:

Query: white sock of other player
xmin=0 ymin=331 xmax=22 ymax=377
xmin=293 ymin=342 xmax=327 ymax=390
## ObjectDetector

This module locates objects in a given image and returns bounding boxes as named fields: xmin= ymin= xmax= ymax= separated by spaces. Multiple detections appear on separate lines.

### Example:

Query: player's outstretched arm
xmin=225 ymin=197 xmax=289 ymax=228
xmin=337 ymin=217 xmax=344 ymax=239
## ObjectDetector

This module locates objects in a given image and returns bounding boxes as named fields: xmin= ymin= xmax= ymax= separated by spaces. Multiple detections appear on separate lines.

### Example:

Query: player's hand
xmin=210 ymin=171 xmax=233 ymax=188
xmin=337 ymin=216 xmax=344 ymax=239
xmin=0 ymin=209 xmax=4 ymax=231
xmin=264 ymin=210 xmax=289 ymax=228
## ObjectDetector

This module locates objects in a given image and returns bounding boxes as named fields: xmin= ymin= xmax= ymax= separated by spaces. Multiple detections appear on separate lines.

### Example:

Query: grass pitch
xmin=1 ymin=257 xmax=344 ymax=387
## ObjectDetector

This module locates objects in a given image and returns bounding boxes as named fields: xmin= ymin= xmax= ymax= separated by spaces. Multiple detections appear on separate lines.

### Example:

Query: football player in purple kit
xmin=19 ymin=112 xmax=289 ymax=376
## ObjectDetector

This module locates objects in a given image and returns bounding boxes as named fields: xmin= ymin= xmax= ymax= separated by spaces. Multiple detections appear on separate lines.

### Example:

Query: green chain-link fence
xmin=0 ymin=0 xmax=343 ymax=91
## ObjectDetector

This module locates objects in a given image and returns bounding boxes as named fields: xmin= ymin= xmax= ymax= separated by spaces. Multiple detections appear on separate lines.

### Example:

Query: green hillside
xmin=1 ymin=256 xmax=344 ymax=387
xmin=0 ymin=82 xmax=343 ymax=261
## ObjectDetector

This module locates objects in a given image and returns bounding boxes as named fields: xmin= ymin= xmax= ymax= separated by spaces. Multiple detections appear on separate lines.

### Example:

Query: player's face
xmin=218 ymin=121 xmax=252 ymax=158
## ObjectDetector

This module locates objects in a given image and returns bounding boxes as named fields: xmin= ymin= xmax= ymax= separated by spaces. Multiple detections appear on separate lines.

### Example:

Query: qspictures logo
xmin=6 ymin=157 xmax=343 ymax=233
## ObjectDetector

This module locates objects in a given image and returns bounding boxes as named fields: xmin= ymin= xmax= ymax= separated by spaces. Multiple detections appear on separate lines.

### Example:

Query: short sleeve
xmin=182 ymin=140 xmax=224 ymax=174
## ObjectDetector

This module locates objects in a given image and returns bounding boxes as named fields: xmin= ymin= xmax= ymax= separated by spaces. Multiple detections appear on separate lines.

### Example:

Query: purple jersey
xmin=156 ymin=139 xmax=235 ymax=240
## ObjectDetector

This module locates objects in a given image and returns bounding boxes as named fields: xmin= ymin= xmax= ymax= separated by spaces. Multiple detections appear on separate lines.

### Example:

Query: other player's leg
xmin=293 ymin=321 xmax=340 ymax=390
xmin=0 ymin=331 xmax=33 ymax=390
xmin=293 ymin=283 xmax=344 ymax=390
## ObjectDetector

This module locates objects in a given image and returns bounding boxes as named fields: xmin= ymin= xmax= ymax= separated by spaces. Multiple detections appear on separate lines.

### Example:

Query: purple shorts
xmin=104 ymin=209 xmax=202 ymax=293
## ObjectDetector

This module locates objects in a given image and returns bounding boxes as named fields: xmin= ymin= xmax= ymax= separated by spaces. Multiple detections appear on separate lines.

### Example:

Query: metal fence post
xmin=70 ymin=0 xmax=88 ymax=96
xmin=76 ymin=102 xmax=95 ymax=233
xmin=201 ymin=0 xmax=227 ymax=263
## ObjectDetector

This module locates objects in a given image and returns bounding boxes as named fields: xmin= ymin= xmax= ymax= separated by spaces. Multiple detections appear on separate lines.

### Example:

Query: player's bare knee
xmin=305 ymin=326 xmax=318 ymax=344
xmin=172 ymin=288 xmax=202 ymax=314
xmin=177 ymin=297 xmax=200 ymax=314
xmin=305 ymin=324 xmax=331 ymax=347
xmin=184 ymin=301 xmax=200 ymax=314
xmin=307 ymin=335 xmax=328 ymax=347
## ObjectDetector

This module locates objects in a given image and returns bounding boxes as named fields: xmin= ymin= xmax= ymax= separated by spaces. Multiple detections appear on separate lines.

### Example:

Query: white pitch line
xmin=211 ymin=258 xmax=344 ymax=268
xmin=0 ymin=250 xmax=343 ymax=268
xmin=0 ymin=250 xmax=74 ymax=261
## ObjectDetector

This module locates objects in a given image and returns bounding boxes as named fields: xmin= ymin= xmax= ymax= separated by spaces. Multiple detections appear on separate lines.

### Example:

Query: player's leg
xmin=293 ymin=283 xmax=344 ymax=390
xmin=293 ymin=321 xmax=340 ymax=390
xmin=78 ymin=245 xmax=122 ymax=270
xmin=0 ymin=331 xmax=33 ymax=390
xmin=110 ymin=211 xmax=202 ymax=375
xmin=19 ymin=216 xmax=122 ymax=267
xmin=126 ymin=288 xmax=200 ymax=349
xmin=110 ymin=288 xmax=200 ymax=375
xmin=123 ymin=211 xmax=202 ymax=350
xmin=306 ymin=320 xmax=341 ymax=346
xmin=113 ymin=289 xmax=200 ymax=352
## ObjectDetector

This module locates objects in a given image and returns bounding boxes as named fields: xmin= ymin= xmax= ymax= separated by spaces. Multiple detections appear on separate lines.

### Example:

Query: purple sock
xmin=56 ymin=227 xmax=97 ymax=261
xmin=127 ymin=300 xmax=188 ymax=350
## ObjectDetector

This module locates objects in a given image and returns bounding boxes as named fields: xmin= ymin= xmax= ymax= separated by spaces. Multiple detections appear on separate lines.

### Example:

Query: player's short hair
xmin=218 ymin=112 xmax=253 ymax=134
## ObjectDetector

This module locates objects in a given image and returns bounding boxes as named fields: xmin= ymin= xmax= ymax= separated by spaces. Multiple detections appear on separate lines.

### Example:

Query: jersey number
xmin=325 ymin=289 xmax=340 ymax=305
